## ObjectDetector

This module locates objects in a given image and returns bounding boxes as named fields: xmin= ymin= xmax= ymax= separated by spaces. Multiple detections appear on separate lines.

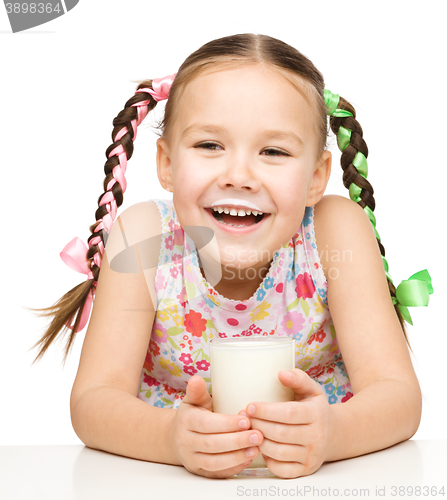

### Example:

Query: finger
xmin=183 ymin=375 xmax=213 ymax=410
xmin=188 ymin=408 xmax=253 ymax=434
xmin=278 ymin=369 xmax=325 ymax=400
xmin=196 ymin=446 xmax=260 ymax=473
xmin=192 ymin=428 xmax=263 ymax=454
xmin=262 ymin=454 xmax=308 ymax=480
xmin=197 ymin=458 xmax=254 ymax=479
xmin=238 ymin=410 xmax=251 ymax=425
xmin=246 ymin=400 xmax=316 ymax=424
xmin=259 ymin=438 xmax=306 ymax=463
xmin=248 ymin=416 xmax=305 ymax=444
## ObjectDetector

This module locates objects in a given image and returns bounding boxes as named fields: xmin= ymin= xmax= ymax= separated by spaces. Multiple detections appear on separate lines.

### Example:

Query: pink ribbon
xmin=136 ymin=72 xmax=177 ymax=101
xmin=60 ymin=237 xmax=96 ymax=332
xmin=107 ymin=73 xmax=177 ymax=194
xmin=60 ymin=73 xmax=177 ymax=333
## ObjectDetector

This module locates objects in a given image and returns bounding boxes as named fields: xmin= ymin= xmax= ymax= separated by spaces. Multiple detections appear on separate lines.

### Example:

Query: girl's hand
xmin=243 ymin=369 xmax=332 ymax=479
xmin=170 ymin=375 xmax=264 ymax=478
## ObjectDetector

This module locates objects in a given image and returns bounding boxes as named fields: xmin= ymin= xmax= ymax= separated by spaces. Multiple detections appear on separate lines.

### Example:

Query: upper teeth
xmin=212 ymin=206 xmax=264 ymax=216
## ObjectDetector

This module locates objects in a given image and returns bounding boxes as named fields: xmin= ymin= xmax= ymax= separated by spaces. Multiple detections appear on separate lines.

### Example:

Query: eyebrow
xmin=181 ymin=123 xmax=226 ymax=139
xmin=263 ymin=129 xmax=304 ymax=148
xmin=181 ymin=123 xmax=304 ymax=148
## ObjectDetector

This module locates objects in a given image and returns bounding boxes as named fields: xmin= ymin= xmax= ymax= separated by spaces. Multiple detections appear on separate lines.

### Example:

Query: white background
xmin=0 ymin=1 xmax=445 ymax=445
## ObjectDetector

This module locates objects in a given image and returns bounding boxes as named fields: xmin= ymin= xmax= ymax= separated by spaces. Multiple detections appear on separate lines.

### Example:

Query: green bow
xmin=392 ymin=270 xmax=434 ymax=325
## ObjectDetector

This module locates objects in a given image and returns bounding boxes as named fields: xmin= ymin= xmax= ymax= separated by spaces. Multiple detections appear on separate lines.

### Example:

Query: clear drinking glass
xmin=209 ymin=336 xmax=295 ymax=477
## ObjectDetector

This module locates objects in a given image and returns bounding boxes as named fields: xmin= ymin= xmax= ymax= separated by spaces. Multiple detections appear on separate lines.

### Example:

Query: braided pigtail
xmin=325 ymin=90 xmax=433 ymax=342
xmin=323 ymin=90 xmax=411 ymax=341
xmin=29 ymin=75 xmax=176 ymax=365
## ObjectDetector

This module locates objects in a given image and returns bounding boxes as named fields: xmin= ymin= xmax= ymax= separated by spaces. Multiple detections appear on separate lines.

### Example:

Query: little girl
xmin=31 ymin=34 xmax=433 ymax=479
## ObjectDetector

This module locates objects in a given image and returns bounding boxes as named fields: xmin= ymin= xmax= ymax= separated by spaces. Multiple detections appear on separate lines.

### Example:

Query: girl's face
xmin=157 ymin=64 xmax=331 ymax=282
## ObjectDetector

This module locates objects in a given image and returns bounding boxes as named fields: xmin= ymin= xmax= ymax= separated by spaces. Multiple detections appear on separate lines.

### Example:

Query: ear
xmin=306 ymin=150 xmax=332 ymax=207
xmin=156 ymin=137 xmax=174 ymax=192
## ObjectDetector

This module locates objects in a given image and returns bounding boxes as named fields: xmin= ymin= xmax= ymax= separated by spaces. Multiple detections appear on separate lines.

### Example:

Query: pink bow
xmin=136 ymin=72 xmax=177 ymax=101
xmin=60 ymin=237 xmax=96 ymax=332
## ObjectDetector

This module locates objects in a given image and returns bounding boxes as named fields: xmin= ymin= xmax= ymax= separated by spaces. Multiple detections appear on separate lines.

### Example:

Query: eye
xmin=194 ymin=142 xmax=223 ymax=151
xmin=261 ymin=148 xmax=290 ymax=157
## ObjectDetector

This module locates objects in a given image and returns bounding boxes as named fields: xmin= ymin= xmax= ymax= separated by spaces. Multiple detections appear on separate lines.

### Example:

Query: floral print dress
xmin=137 ymin=199 xmax=353 ymax=409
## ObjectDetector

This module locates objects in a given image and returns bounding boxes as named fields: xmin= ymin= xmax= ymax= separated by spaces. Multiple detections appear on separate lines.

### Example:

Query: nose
xmin=217 ymin=154 xmax=261 ymax=191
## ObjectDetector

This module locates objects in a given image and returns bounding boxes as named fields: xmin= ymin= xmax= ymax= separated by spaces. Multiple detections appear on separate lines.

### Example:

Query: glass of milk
xmin=209 ymin=336 xmax=295 ymax=477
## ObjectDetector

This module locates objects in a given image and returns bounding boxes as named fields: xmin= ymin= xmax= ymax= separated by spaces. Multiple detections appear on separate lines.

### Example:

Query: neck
xmin=197 ymin=249 xmax=271 ymax=300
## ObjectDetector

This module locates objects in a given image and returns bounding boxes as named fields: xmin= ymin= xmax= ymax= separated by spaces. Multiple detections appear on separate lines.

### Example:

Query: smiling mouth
xmin=206 ymin=208 xmax=265 ymax=227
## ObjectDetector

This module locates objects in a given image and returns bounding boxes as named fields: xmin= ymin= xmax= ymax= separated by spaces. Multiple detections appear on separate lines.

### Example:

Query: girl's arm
xmin=70 ymin=201 xmax=178 ymax=464
xmin=70 ymin=201 xmax=263 ymax=477
xmin=314 ymin=194 xmax=422 ymax=461
xmin=244 ymin=194 xmax=421 ymax=479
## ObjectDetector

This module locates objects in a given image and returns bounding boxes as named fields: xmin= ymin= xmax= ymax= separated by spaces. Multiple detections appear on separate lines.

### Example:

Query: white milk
xmin=210 ymin=337 xmax=295 ymax=468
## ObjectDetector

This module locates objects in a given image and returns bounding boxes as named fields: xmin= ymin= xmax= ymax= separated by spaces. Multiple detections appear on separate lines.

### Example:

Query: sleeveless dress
xmin=137 ymin=199 xmax=353 ymax=409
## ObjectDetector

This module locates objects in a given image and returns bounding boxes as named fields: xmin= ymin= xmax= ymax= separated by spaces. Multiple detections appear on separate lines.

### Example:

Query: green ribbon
xmin=324 ymin=89 xmax=340 ymax=115
xmin=392 ymin=270 xmax=434 ymax=325
xmin=326 ymin=88 xmax=434 ymax=326
xmin=331 ymin=109 xmax=354 ymax=118
xmin=348 ymin=180 xmax=367 ymax=202
xmin=324 ymin=89 xmax=354 ymax=117
xmin=337 ymin=126 xmax=351 ymax=151
xmin=326 ymin=88 xmax=382 ymax=262
xmin=353 ymin=152 xmax=368 ymax=177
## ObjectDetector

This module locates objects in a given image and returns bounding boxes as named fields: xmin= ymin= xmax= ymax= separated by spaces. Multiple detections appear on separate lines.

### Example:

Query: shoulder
xmin=119 ymin=200 xmax=163 ymax=238
xmin=313 ymin=195 xmax=378 ymax=279
xmin=313 ymin=194 xmax=371 ymax=230
xmin=112 ymin=201 xmax=163 ymax=244
xmin=104 ymin=200 xmax=163 ymax=269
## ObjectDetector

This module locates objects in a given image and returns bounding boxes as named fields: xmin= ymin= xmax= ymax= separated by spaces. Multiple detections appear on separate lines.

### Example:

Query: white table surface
xmin=1 ymin=440 xmax=446 ymax=500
